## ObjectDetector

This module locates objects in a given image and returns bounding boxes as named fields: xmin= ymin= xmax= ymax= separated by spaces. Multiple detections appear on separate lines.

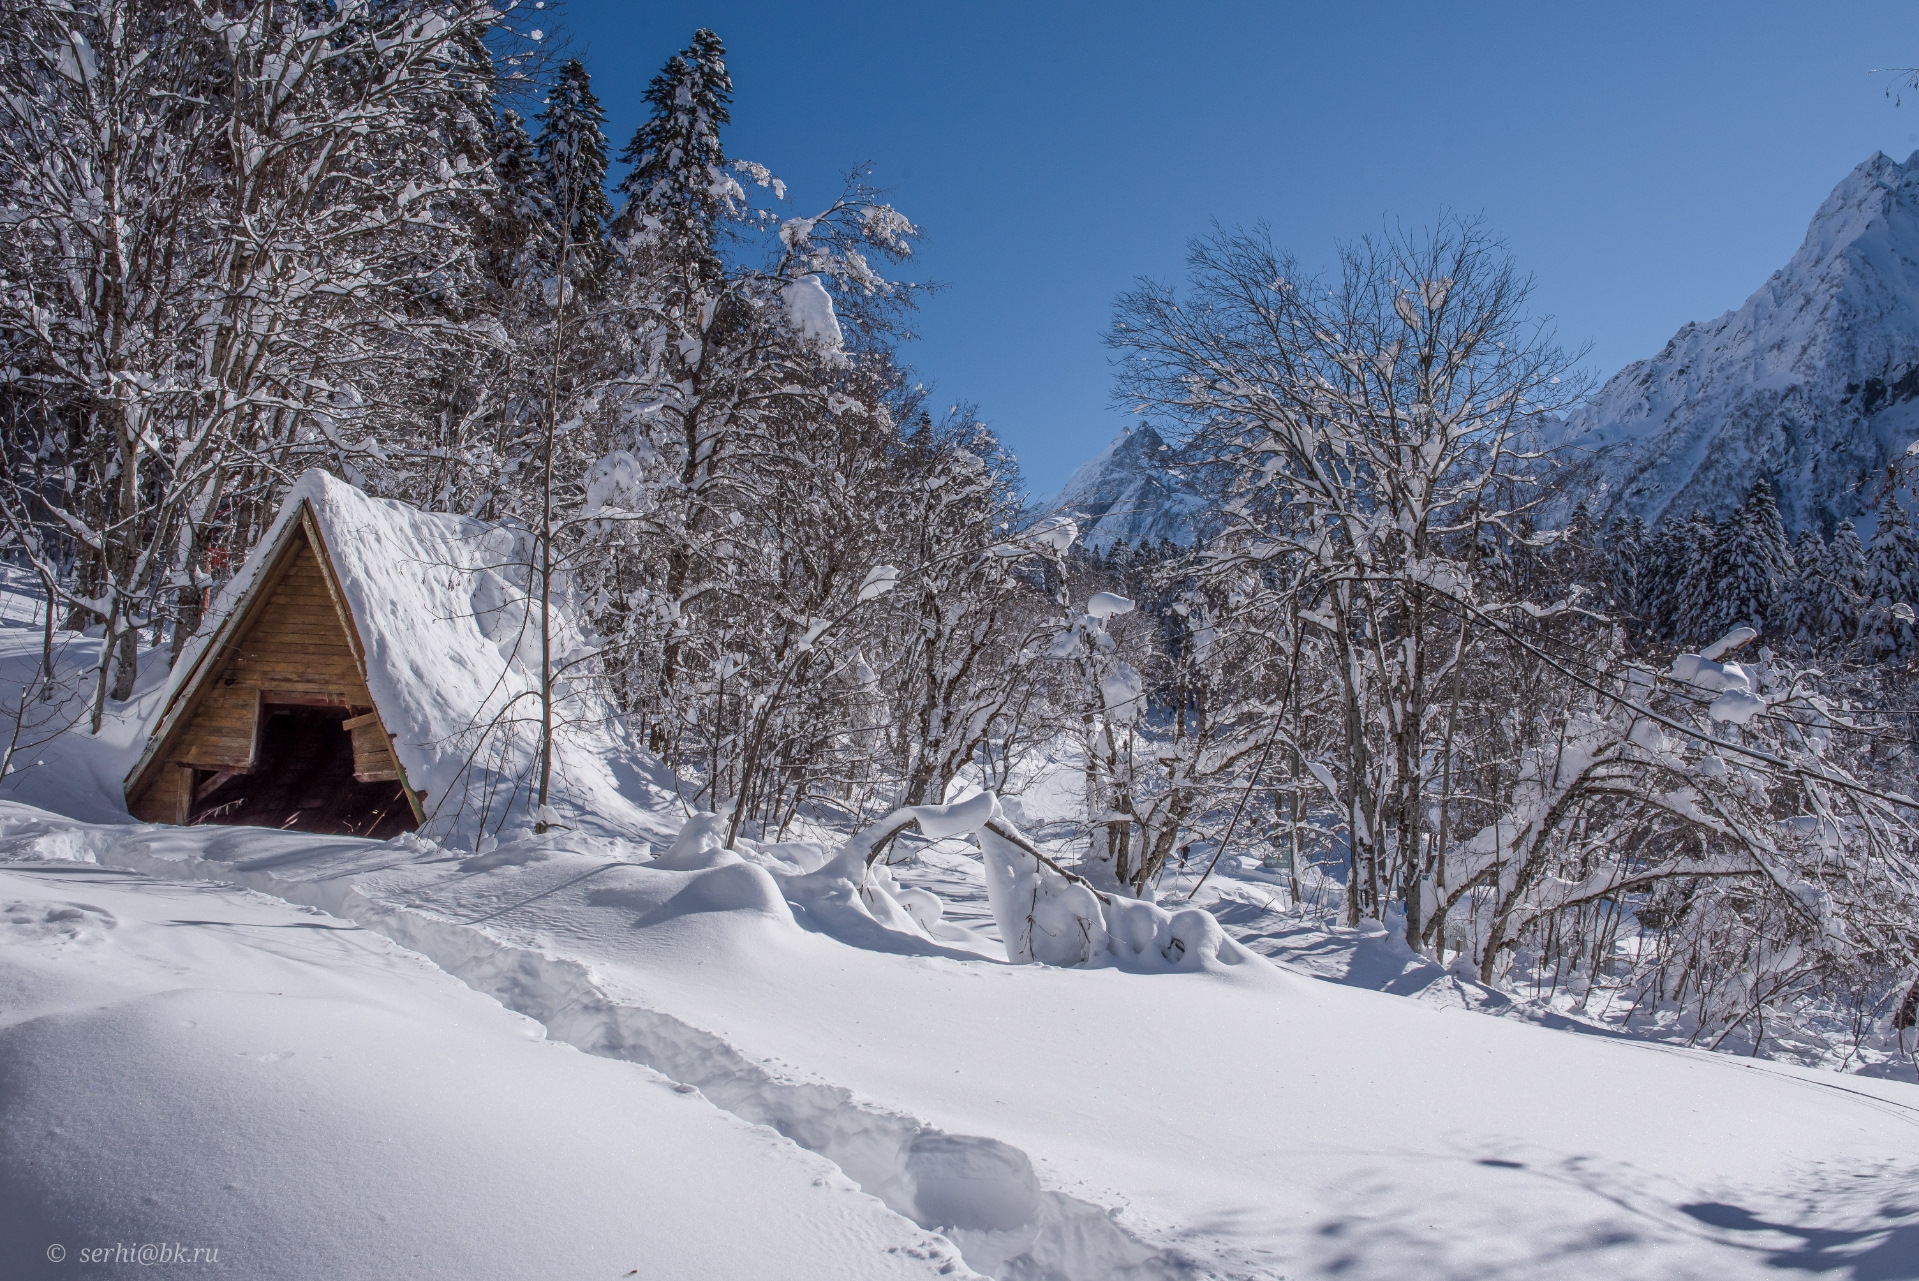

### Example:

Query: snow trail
xmin=83 ymin=822 xmax=1189 ymax=1281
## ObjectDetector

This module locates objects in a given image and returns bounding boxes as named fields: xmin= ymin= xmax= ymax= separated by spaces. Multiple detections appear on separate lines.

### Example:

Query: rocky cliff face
xmin=1557 ymin=151 xmax=1919 ymax=532
xmin=1046 ymin=425 xmax=1207 ymax=553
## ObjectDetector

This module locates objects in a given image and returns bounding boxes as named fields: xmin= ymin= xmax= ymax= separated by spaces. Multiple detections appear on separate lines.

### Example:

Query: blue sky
xmin=558 ymin=1 xmax=1919 ymax=495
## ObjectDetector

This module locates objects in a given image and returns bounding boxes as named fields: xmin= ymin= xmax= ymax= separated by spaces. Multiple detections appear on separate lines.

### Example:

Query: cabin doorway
xmin=189 ymin=704 xmax=417 ymax=839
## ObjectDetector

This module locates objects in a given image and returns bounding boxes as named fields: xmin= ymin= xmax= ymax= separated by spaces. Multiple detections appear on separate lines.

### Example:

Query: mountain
xmin=1558 ymin=150 xmax=1919 ymax=532
xmin=1046 ymin=424 xmax=1207 ymax=553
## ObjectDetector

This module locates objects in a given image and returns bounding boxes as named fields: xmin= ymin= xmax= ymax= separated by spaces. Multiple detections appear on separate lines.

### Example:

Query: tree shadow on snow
xmin=1278 ymin=1146 xmax=1919 ymax=1281
xmin=1682 ymin=1199 xmax=1919 ymax=1279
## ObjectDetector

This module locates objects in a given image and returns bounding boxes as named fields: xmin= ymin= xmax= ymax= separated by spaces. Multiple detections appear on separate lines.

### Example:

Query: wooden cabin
xmin=124 ymin=500 xmax=422 ymax=839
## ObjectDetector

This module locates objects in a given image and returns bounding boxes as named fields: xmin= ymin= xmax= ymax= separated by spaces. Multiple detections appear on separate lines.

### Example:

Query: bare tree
xmin=1113 ymin=216 xmax=1587 ymax=936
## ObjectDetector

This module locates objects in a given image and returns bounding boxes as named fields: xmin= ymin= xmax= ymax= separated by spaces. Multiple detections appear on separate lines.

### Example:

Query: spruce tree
xmin=535 ymin=59 xmax=615 ymax=282
xmin=1639 ymin=517 xmax=1692 ymax=647
xmin=1673 ymin=511 xmax=1722 ymax=647
xmin=1818 ymin=520 xmax=1869 ymax=643
xmin=487 ymin=110 xmax=556 ymax=291
xmin=1775 ymin=527 xmax=1825 ymax=648
xmin=1866 ymin=506 xmax=1919 ymax=610
xmin=1559 ymin=502 xmax=1605 ymax=596
xmin=614 ymin=27 xmax=736 ymax=270
xmin=1604 ymin=514 xmax=1645 ymax=623
xmin=496 ymin=111 xmax=554 ymax=243
xmin=1858 ymin=510 xmax=1919 ymax=662
xmin=1712 ymin=480 xmax=1794 ymax=636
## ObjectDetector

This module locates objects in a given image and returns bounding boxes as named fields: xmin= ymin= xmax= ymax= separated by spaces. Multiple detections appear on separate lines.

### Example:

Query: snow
xmin=1671 ymin=633 xmax=1769 ymax=723
xmin=0 ymin=855 xmax=968 ymax=1281
xmin=6 ymin=632 xmax=1918 ymax=1279
xmin=859 ymin=563 xmax=902 ymax=602
xmin=2 ymin=786 xmax=1908 ymax=1280
xmin=147 ymin=470 xmax=683 ymax=847
xmin=0 ymin=565 xmax=50 ymax=628
xmin=1020 ymin=513 xmax=1079 ymax=556
xmin=1046 ymin=425 xmax=1209 ymax=553
xmin=783 ymin=273 xmax=844 ymax=351
xmin=1558 ymin=150 xmax=1919 ymax=531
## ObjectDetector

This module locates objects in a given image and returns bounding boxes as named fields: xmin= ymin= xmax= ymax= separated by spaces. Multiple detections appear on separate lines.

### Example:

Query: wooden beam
xmin=300 ymin=510 xmax=428 ymax=827
xmin=263 ymin=689 xmax=353 ymax=708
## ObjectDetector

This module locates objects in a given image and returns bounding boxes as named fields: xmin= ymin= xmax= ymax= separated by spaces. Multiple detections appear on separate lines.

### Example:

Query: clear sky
xmin=556 ymin=0 xmax=1919 ymax=496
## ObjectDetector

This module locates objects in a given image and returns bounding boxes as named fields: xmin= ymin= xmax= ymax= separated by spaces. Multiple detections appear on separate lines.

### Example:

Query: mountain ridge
xmin=1557 ymin=149 xmax=1919 ymax=532
xmin=1044 ymin=424 xmax=1207 ymax=553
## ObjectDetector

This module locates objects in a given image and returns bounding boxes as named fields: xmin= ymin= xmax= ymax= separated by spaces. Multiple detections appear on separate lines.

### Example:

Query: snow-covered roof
xmin=138 ymin=470 xmax=680 ymax=847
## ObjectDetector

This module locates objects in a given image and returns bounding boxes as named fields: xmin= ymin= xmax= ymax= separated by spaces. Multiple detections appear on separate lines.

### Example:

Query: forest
xmin=4 ymin=0 xmax=1918 ymax=1069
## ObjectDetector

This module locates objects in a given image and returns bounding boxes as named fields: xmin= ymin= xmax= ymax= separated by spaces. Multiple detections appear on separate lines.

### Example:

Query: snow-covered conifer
xmin=1710 ymin=480 xmax=1793 ymax=636
xmin=493 ymin=109 xmax=558 ymax=267
xmin=1603 ymin=514 xmax=1645 ymax=622
xmin=1859 ymin=510 xmax=1919 ymax=661
xmin=1774 ymin=527 xmax=1826 ymax=648
xmin=1637 ymin=519 xmax=1689 ymax=646
xmin=1866 ymin=506 xmax=1919 ymax=611
xmin=614 ymin=28 xmax=736 ymax=268
xmin=1818 ymin=520 xmax=1869 ymax=642
xmin=536 ymin=59 xmax=615 ymax=282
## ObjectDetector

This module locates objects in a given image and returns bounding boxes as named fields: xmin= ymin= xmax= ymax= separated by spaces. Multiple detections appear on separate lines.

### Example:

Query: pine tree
xmin=1775 ymin=527 xmax=1825 ymax=648
xmin=1604 ymin=514 xmax=1645 ymax=623
xmin=1558 ymin=501 xmax=1606 ymax=597
xmin=1866 ymin=507 xmax=1919 ymax=610
xmin=1639 ymin=517 xmax=1693 ymax=647
xmin=535 ymin=59 xmax=615 ymax=283
xmin=492 ymin=109 xmax=556 ymax=271
xmin=613 ymin=27 xmax=736 ymax=269
xmin=1672 ymin=511 xmax=1723 ymax=648
xmin=1858 ymin=509 xmax=1919 ymax=662
xmin=1712 ymin=480 xmax=1794 ymax=636
xmin=1817 ymin=520 xmax=1869 ymax=642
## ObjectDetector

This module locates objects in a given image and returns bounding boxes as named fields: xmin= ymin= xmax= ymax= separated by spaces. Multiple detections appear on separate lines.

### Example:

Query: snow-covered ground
xmin=4 ymin=635 xmax=1919 ymax=1280
xmin=0 ymin=856 xmax=967 ymax=1281
xmin=3 ymin=805 xmax=1916 ymax=1278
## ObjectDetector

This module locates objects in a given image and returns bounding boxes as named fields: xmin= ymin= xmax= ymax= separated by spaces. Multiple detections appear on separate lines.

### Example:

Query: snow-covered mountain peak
xmin=1047 ymin=424 xmax=1207 ymax=553
xmin=1560 ymin=149 xmax=1919 ymax=532
xmin=1798 ymin=148 xmax=1919 ymax=267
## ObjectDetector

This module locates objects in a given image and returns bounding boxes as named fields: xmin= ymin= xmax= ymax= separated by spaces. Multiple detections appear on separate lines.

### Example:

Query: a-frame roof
xmin=127 ymin=470 xmax=679 ymax=846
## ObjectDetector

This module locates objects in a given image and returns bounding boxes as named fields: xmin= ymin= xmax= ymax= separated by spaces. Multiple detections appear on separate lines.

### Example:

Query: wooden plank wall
xmin=128 ymin=528 xmax=403 ymax=820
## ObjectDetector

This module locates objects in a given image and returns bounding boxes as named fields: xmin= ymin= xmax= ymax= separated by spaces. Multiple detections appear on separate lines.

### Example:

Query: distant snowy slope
xmin=1560 ymin=150 xmax=1919 ymax=531
xmin=1046 ymin=425 xmax=1208 ymax=552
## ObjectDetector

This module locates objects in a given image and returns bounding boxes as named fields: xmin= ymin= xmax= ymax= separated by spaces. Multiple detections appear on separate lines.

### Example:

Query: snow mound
xmin=0 ymin=860 xmax=968 ymax=1281
xmin=783 ymin=273 xmax=844 ymax=351
xmin=14 ymin=800 xmax=1919 ymax=1280
xmin=980 ymin=816 xmax=1255 ymax=972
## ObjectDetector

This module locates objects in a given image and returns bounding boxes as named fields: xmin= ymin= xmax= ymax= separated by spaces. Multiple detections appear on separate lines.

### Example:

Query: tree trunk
xmin=170 ymin=583 xmax=203 ymax=666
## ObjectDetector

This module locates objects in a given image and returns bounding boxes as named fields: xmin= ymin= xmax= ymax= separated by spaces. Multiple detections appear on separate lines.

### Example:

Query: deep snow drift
xmin=4 ymin=799 xmax=1912 ymax=1281
xmin=0 ymin=855 xmax=968 ymax=1281
xmin=4 ymin=629 xmax=1918 ymax=1280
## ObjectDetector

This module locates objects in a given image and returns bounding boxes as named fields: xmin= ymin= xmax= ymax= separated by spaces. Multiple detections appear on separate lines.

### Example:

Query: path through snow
xmin=5 ymin=806 xmax=1915 ymax=1280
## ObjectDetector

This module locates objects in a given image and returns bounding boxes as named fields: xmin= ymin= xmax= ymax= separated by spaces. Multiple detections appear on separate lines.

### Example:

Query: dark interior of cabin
xmin=189 ymin=705 xmax=417 ymax=839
